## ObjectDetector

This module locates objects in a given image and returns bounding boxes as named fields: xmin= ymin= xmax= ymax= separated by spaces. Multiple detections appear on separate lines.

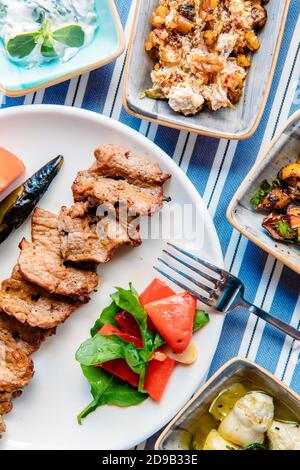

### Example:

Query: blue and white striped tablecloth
xmin=2 ymin=0 xmax=299 ymax=450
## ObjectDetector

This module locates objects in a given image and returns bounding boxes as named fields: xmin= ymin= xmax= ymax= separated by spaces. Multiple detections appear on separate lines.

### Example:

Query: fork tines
xmin=154 ymin=243 xmax=221 ymax=306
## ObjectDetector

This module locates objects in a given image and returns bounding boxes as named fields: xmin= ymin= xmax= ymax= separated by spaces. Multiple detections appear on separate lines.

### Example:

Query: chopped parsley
xmin=250 ymin=180 xmax=272 ymax=207
xmin=275 ymin=220 xmax=296 ymax=240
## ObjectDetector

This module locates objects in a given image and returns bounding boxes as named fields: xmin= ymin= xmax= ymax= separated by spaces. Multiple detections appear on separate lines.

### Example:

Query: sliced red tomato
xmin=144 ymin=292 xmax=196 ymax=354
xmin=139 ymin=278 xmax=175 ymax=306
xmin=115 ymin=310 xmax=141 ymax=339
xmin=144 ymin=355 xmax=176 ymax=401
xmin=98 ymin=323 xmax=143 ymax=348
xmin=98 ymin=359 xmax=139 ymax=388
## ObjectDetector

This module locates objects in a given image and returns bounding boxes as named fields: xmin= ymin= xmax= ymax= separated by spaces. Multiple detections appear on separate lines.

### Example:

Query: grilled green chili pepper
xmin=0 ymin=155 xmax=64 ymax=243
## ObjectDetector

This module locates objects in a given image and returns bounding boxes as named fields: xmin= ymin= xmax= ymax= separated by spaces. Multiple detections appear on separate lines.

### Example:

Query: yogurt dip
xmin=0 ymin=0 xmax=98 ymax=68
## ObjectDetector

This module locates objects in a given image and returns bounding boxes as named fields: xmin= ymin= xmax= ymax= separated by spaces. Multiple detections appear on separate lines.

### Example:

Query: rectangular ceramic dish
xmin=0 ymin=0 xmax=125 ymax=97
xmin=123 ymin=0 xmax=290 ymax=140
xmin=155 ymin=357 xmax=300 ymax=450
xmin=227 ymin=110 xmax=300 ymax=275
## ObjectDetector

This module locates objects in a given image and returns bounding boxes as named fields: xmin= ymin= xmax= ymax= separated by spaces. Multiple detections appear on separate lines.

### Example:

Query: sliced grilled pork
xmin=18 ymin=208 xmax=99 ymax=303
xmin=93 ymin=145 xmax=171 ymax=187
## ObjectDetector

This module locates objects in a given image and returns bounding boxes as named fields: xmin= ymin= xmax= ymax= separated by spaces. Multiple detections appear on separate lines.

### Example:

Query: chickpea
xmin=151 ymin=6 xmax=169 ymax=28
xmin=245 ymin=32 xmax=260 ymax=51
xmin=237 ymin=54 xmax=251 ymax=68
xmin=203 ymin=30 xmax=217 ymax=46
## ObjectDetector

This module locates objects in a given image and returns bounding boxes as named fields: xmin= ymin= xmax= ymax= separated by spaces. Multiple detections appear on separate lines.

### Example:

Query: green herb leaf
xmin=52 ymin=24 xmax=85 ymax=47
xmin=241 ymin=443 xmax=267 ymax=451
xmin=110 ymin=284 xmax=154 ymax=352
xmin=275 ymin=220 xmax=296 ymax=240
xmin=193 ymin=310 xmax=210 ymax=331
xmin=90 ymin=301 xmax=120 ymax=337
xmin=75 ymin=334 xmax=125 ymax=366
xmin=7 ymin=32 xmax=39 ymax=59
xmin=41 ymin=36 xmax=58 ymax=58
xmin=250 ymin=180 xmax=272 ymax=207
xmin=77 ymin=366 xmax=146 ymax=423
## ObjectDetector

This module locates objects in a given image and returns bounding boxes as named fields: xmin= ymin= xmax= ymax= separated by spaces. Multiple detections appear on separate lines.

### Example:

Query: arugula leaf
xmin=193 ymin=310 xmax=210 ymax=331
xmin=250 ymin=180 xmax=272 ymax=207
xmin=52 ymin=25 xmax=85 ymax=47
xmin=7 ymin=32 xmax=39 ymax=59
xmin=275 ymin=220 xmax=296 ymax=240
xmin=90 ymin=301 xmax=120 ymax=337
xmin=78 ymin=366 xmax=146 ymax=423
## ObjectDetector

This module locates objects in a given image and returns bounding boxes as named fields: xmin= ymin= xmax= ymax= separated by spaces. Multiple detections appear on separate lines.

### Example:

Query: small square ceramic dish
xmin=0 ymin=0 xmax=125 ymax=97
xmin=123 ymin=0 xmax=289 ymax=140
xmin=155 ymin=357 xmax=300 ymax=450
xmin=227 ymin=110 xmax=300 ymax=275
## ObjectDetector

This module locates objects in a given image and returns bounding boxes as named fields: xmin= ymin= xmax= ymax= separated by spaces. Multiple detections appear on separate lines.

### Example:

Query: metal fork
xmin=154 ymin=243 xmax=300 ymax=341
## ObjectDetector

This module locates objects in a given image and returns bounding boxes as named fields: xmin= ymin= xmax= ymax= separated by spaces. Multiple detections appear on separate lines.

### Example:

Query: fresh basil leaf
xmin=77 ymin=366 xmax=147 ymax=423
xmin=41 ymin=36 xmax=58 ymax=58
xmin=75 ymin=334 xmax=125 ymax=366
xmin=90 ymin=301 xmax=120 ymax=337
xmin=52 ymin=25 xmax=85 ymax=47
xmin=7 ymin=32 xmax=39 ymax=59
xmin=193 ymin=310 xmax=210 ymax=331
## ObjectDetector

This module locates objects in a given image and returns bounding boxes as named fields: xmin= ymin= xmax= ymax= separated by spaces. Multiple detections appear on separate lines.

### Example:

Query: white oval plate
xmin=0 ymin=105 xmax=223 ymax=450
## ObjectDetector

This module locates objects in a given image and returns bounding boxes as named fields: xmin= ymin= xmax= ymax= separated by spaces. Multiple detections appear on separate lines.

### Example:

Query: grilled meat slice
xmin=0 ymin=265 xmax=76 ymax=330
xmin=18 ymin=208 xmax=99 ymax=303
xmin=72 ymin=172 xmax=164 ymax=216
xmin=93 ymin=145 xmax=171 ymax=187
xmin=0 ymin=310 xmax=54 ymax=352
xmin=0 ymin=329 xmax=33 ymax=392
xmin=59 ymin=204 xmax=137 ymax=265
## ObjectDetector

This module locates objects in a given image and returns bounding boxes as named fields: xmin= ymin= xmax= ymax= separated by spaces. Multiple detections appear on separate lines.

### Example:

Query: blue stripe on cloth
xmin=255 ymin=266 xmax=299 ymax=373
xmin=42 ymin=81 xmax=70 ymax=105
xmin=186 ymin=136 xmax=220 ymax=197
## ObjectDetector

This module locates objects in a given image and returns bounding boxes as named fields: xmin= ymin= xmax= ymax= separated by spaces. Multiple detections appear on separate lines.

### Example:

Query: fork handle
xmin=241 ymin=299 xmax=300 ymax=341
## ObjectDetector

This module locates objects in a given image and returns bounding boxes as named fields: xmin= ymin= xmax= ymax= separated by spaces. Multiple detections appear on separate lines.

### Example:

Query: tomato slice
xmin=98 ymin=323 xmax=143 ymax=348
xmin=139 ymin=278 xmax=176 ymax=306
xmin=144 ymin=356 xmax=176 ymax=401
xmin=98 ymin=359 xmax=139 ymax=388
xmin=144 ymin=292 xmax=196 ymax=353
xmin=115 ymin=311 xmax=141 ymax=339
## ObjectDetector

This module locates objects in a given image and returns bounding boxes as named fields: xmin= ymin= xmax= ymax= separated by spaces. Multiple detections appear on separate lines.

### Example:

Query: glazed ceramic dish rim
xmin=0 ymin=0 xmax=125 ymax=97
xmin=123 ymin=0 xmax=290 ymax=140
xmin=0 ymin=104 xmax=224 ymax=450
xmin=155 ymin=356 xmax=300 ymax=450
xmin=227 ymin=110 xmax=300 ymax=275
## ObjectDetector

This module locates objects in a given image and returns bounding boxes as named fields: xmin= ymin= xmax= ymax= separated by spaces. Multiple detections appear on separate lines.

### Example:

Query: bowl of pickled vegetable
xmin=155 ymin=357 xmax=300 ymax=451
